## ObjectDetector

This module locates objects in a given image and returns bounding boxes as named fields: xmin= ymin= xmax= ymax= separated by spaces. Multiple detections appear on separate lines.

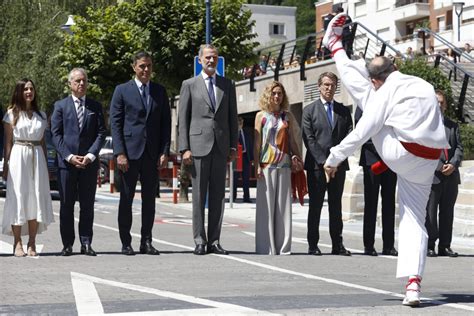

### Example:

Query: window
xmin=437 ymin=16 xmax=446 ymax=32
xmin=355 ymin=0 xmax=367 ymax=17
xmin=377 ymin=27 xmax=390 ymax=45
xmin=269 ymin=23 xmax=285 ymax=36
xmin=376 ymin=0 xmax=390 ymax=11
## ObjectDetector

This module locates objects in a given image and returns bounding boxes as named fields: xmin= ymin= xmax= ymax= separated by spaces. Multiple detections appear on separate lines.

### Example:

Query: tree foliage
xmin=0 ymin=0 xmax=118 ymax=113
xmin=60 ymin=0 xmax=258 ymax=105
xmin=396 ymin=57 xmax=455 ymax=118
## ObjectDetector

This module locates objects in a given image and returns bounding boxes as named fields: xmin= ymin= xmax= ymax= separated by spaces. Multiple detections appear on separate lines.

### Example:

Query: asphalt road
xmin=0 ymin=189 xmax=473 ymax=315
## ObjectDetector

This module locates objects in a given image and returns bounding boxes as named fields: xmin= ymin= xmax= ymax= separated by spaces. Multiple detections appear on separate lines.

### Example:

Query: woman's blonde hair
xmin=258 ymin=81 xmax=289 ymax=112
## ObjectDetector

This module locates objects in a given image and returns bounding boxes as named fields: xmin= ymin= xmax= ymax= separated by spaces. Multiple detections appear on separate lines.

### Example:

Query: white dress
xmin=2 ymin=110 xmax=54 ymax=235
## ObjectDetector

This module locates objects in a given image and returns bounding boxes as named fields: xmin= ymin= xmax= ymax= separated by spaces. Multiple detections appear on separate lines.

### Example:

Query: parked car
xmin=0 ymin=129 xmax=58 ymax=193
xmin=98 ymin=136 xmax=181 ymax=189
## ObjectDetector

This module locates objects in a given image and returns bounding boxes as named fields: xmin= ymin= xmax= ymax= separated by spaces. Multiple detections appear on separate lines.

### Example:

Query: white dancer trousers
xmin=256 ymin=167 xmax=292 ymax=255
xmin=333 ymin=52 xmax=438 ymax=278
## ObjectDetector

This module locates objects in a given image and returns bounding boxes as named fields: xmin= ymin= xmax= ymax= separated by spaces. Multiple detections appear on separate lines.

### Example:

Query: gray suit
xmin=178 ymin=73 xmax=238 ymax=246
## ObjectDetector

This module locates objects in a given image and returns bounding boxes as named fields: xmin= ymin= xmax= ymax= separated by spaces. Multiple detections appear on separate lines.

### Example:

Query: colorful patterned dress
xmin=256 ymin=111 xmax=293 ymax=255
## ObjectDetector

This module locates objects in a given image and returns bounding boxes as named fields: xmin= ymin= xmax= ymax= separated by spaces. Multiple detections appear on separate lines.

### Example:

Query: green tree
xmin=0 ymin=0 xmax=118 ymax=113
xmin=60 ymin=0 xmax=258 ymax=105
xmin=396 ymin=57 xmax=455 ymax=118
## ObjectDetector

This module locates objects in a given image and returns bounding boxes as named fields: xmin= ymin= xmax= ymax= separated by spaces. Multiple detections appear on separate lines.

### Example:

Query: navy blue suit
xmin=110 ymin=80 xmax=171 ymax=247
xmin=51 ymin=96 xmax=106 ymax=247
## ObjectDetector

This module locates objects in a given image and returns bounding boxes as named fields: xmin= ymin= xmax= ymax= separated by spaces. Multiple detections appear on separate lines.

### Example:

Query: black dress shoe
xmin=308 ymin=247 xmax=322 ymax=256
xmin=193 ymin=244 xmax=206 ymax=255
xmin=427 ymin=249 xmax=437 ymax=257
xmin=382 ymin=247 xmax=398 ymax=256
xmin=243 ymin=199 xmax=252 ymax=203
xmin=207 ymin=243 xmax=229 ymax=255
xmin=60 ymin=245 xmax=73 ymax=256
xmin=140 ymin=242 xmax=160 ymax=255
xmin=80 ymin=244 xmax=97 ymax=256
xmin=364 ymin=247 xmax=378 ymax=256
xmin=438 ymin=247 xmax=458 ymax=257
xmin=121 ymin=245 xmax=135 ymax=256
xmin=331 ymin=245 xmax=351 ymax=256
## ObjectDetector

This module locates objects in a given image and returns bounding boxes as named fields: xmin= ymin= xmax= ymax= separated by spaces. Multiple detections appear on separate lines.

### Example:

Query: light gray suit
xmin=178 ymin=73 xmax=238 ymax=246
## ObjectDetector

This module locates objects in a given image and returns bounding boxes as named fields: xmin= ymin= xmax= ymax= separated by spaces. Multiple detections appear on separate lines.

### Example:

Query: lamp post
xmin=453 ymin=2 xmax=465 ymax=42
xmin=205 ymin=0 xmax=212 ymax=44
xmin=61 ymin=15 xmax=75 ymax=34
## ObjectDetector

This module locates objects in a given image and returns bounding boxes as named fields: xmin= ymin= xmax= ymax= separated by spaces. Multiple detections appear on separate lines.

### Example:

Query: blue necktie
xmin=326 ymin=102 xmax=333 ymax=128
xmin=208 ymin=77 xmax=216 ymax=112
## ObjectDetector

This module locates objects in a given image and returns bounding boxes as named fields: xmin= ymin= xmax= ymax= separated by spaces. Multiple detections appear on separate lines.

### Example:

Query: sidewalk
xmin=96 ymin=183 xmax=473 ymax=251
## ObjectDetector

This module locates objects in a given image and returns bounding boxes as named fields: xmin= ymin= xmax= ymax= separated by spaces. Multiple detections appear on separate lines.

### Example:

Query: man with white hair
xmin=322 ymin=13 xmax=449 ymax=306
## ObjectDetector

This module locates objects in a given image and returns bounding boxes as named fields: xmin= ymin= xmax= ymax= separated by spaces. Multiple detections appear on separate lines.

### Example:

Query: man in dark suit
xmin=110 ymin=51 xmax=171 ymax=256
xmin=51 ymin=68 xmax=106 ymax=256
xmin=233 ymin=116 xmax=253 ymax=203
xmin=178 ymin=44 xmax=238 ymax=255
xmin=355 ymin=107 xmax=398 ymax=257
xmin=425 ymin=90 xmax=463 ymax=258
xmin=302 ymin=72 xmax=353 ymax=256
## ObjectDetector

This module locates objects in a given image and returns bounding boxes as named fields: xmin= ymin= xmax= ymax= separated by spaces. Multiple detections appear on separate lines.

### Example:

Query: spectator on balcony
xmin=446 ymin=48 xmax=457 ymax=63
xmin=425 ymin=90 xmax=463 ymax=258
xmin=406 ymin=47 xmax=415 ymax=61
xmin=460 ymin=43 xmax=473 ymax=62
xmin=427 ymin=46 xmax=436 ymax=62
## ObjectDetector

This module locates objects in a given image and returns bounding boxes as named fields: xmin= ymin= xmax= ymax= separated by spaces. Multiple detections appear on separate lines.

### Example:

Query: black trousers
xmin=118 ymin=150 xmax=158 ymax=247
xmin=425 ymin=175 xmax=458 ymax=249
xmin=307 ymin=168 xmax=346 ymax=249
xmin=58 ymin=164 xmax=98 ymax=247
xmin=362 ymin=166 xmax=397 ymax=250
xmin=233 ymin=155 xmax=250 ymax=201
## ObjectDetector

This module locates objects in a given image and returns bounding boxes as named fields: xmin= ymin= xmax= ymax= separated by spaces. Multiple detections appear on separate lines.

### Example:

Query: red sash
xmin=371 ymin=142 xmax=442 ymax=175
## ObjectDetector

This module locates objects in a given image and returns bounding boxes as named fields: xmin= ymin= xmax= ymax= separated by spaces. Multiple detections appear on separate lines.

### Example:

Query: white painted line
xmin=241 ymin=231 xmax=397 ymax=260
xmin=56 ymin=213 xmax=474 ymax=312
xmin=71 ymin=272 xmax=277 ymax=315
xmin=71 ymin=272 xmax=104 ymax=314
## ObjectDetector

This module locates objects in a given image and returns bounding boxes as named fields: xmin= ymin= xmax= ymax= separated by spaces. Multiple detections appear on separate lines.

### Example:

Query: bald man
xmin=322 ymin=13 xmax=448 ymax=306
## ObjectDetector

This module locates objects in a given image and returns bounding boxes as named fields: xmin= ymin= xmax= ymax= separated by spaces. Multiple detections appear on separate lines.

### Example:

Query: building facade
xmin=242 ymin=4 xmax=297 ymax=48
xmin=315 ymin=0 xmax=474 ymax=54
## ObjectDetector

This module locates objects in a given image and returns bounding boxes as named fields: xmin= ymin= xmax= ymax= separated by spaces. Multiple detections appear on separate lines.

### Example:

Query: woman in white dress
xmin=2 ymin=78 xmax=54 ymax=257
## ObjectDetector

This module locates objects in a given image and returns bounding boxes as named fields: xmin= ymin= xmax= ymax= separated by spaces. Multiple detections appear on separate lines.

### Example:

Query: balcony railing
xmin=395 ymin=0 xmax=428 ymax=8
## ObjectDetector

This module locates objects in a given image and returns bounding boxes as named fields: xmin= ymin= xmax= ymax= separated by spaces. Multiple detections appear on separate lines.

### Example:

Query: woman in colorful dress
xmin=2 ymin=78 xmax=54 ymax=257
xmin=254 ymin=81 xmax=303 ymax=255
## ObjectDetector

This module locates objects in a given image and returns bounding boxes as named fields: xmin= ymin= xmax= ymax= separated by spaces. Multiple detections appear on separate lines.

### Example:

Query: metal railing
xmin=243 ymin=21 xmax=472 ymax=122
xmin=417 ymin=27 xmax=474 ymax=63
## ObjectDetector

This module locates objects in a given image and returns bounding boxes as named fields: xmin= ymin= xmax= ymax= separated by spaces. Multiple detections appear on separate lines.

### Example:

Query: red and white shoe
xmin=322 ymin=13 xmax=347 ymax=56
xmin=403 ymin=276 xmax=421 ymax=306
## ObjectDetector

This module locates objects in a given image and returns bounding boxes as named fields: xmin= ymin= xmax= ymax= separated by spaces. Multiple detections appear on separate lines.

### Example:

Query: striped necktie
xmin=77 ymin=99 xmax=84 ymax=129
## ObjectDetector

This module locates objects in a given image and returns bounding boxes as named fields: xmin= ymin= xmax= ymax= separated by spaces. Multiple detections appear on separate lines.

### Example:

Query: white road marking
xmin=241 ymin=231 xmax=397 ymax=260
xmin=71 ymin=272 xmax=277 ymax=315
xmin=0 ymin=240 xmax=44 ymax=259
xmin=55 ymin=213 xmax=474 ymax=312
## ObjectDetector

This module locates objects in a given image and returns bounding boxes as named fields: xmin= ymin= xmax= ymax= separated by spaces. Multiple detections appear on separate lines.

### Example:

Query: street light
xmin=61 ymin=15 xmax=75 ymax=34
xmin=205 ymin=0 xmax=212 ymax=44
xmin=453 ymin=2 xmax=464 ymax=42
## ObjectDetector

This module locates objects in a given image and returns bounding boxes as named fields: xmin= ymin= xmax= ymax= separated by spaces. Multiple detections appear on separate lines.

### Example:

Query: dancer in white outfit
xmin=322 ymin=14 xmax=449 ymax=306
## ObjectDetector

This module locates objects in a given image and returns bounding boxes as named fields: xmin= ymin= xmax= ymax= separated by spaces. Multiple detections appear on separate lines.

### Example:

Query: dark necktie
xmin=208 ymin=77 xmax=216 ymax=112
xmin=77 ymin=99 xmax=84 ymax=129
xmin=240 ymin=130 xmax=247 ymax=153
xmin=140 ymin=84 xmax=147 ymax=109
xmin=326 ymin=102 xmax=333 ymax=128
